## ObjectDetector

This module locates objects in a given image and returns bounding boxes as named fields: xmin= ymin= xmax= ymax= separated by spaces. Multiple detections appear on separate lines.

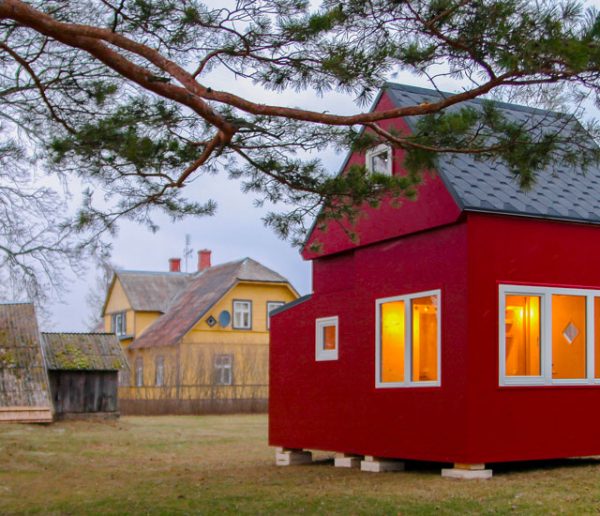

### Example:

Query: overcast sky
xmin=44 ymin=69 xmax=417 ymax=331
xmin=40 ymin=1 xmax=600 ymax=330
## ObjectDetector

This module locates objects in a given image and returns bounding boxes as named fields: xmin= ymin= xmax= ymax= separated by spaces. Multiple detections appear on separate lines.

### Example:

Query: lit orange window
xmin=323 ymin=325 xmax=336 ymax=351
xmin=381 ymin=301 xmax=405 ymax=383
xmin=505 ymin=295 xmax=541 ymax=376
xmin=552 ymin=295 xmax=586 ymax=379
xmin=315 ymin=316 xmax=338 ymax=361
xmin=596 ymin=298 xmax=600 ymax=379
xmin=412 ymin=296 xmax=438 ymax=382
xmin=378 ymin=291 xmax=441 ymax=386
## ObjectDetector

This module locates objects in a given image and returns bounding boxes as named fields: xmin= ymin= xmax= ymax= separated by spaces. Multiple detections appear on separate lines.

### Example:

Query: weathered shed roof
xmin=111 ymin=270 xmax=190 ymax=313
xmin=41 ymin=332 xmax=128 ymax=371
xmin=129 ymin=258 xmax=293 ymax=350
xmin=385 ymin=83 xmax=600 ymax=224
xmin=0 ymin=303 xmax=53 ymax=416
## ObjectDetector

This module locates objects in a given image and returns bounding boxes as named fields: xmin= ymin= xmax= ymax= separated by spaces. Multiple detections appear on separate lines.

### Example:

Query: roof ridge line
xmin=383 ymin=81 xmax=564 ymax=116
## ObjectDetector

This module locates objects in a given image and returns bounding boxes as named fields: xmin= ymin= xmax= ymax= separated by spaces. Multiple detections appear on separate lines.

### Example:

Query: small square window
xmin=366 ymin=144 xmax=392 ymax=176
xmin=233 ymin=300 xmax=252 ymax=329
xmin=316 ymin=316 xmax=339 ymax=361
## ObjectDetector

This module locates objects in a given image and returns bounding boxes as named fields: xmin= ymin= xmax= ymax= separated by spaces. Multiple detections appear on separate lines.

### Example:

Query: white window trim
xmin=233 ymin=300 xmax=252 ymax=330
xmin=135 ymin=358 xmax=143 ymax=387
xmin=315 ymin=316 xmax=339 ymax=361
xmin=366 ymin=144 xmax=392 ymax=176
xmin=375 ymin=289 xmax=442 ymax=389
xmin=214 ymin=354 xmax=233 ymax=385
xmin=112 ymin=311 xmax=127 ymax=337
xmin=499 ymin=284 xmax=600 ymax=386
xmin=155 ymin=356 xmax=165 ymax=387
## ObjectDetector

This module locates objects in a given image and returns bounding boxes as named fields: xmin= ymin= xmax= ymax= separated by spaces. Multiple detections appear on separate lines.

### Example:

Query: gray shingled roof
xmin=385 ymin=83 xmax=600 ymax=223
xmin=129 ymin=258 xmax=294 ymax=350
xmin=41 ymin=332 xmax=128 ymax=371
xmin=112 ymin=270 xmax=190 ymax=313
xmin=0 ymin=303 xmax=52 ymax=409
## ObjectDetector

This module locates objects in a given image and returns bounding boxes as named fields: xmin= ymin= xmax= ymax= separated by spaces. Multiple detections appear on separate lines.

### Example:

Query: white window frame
xmin=135 ymin=357 xmax=143 ymax=387
xmin=155 ymin=356 xmax=165 ymax=387
xmin=499 ymin=284 xmax=600 ymax=386
xmin=112 ymin=311 xmax=127 ymax=337
xmin=266 ymin=301 xmax=285 ymax=329
xmin=375 ymin=289 xmax=442 ymax=388
xmin=366 ymin=144 xmax=392 ymax=176
xmin=214 ymin=354 xmax=233 ymax=385
xmin=315 ymin=316 xmax=339 ymax=361
xmin=233 ymin=300 xmax=252 ymax=329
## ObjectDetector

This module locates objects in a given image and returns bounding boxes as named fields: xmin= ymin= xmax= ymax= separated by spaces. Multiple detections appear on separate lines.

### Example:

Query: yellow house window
xmin=233 ymin=300 xmax=252 ymax=329
xmin=214 ymin=354 xmax=233 ymax=385
xmin=376 ymin=290 xmax=441 ymax=388
xmin=135 ymin=357 xmax=143 ymax=387
xmin=111 ymin=312 xmax=127 ymax=337
xmin=155 ymin=356 xmax=165 ymax=387
xmin=500 ymin=285 xmax=600 ymax=385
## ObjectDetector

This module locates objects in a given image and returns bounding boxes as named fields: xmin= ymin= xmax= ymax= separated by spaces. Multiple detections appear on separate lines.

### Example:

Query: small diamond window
xmin=206 ymin=315 xmax=217 ymax=327
xmin=562 ymin=322 xmax=579 ymax=344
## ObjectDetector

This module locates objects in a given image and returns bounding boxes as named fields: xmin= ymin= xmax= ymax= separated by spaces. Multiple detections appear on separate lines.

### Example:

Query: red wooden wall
xmin=270 ymin=222 xmax=471 ymax=463
xmin=302 ymin=92 xmax=461 ymax=260
xmin=270 ymin=90 xmax=600 ymax=464
xmin=464 ymin=213 xmax=600 ymax=463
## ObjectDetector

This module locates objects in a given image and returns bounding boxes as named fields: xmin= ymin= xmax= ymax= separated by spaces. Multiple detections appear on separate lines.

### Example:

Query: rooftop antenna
xmin=183 ymin=234 xmax=192 ymax=272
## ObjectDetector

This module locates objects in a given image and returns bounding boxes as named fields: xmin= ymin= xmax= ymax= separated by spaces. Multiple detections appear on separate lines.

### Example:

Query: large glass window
xmin=504 ymin=295 xmax=541 ymax=377
xmin=552 ymin=295 xmax=586 ymax=379
xmin=377 ymin=290 xmax=441 ymax=388
xmin=500 ymin=285 xmax=600 ymax=385
xmin=381 ymin=301 xmax=405 ymax=383
xmin=595 ymin=297 xmax=600 ymax=380
xmin=412 ymin=296 xmax=439 ymax=382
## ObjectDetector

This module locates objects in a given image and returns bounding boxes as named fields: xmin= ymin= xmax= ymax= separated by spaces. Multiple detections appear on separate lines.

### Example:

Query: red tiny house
xmin=270 ymin=83 xmax=600 ymax=476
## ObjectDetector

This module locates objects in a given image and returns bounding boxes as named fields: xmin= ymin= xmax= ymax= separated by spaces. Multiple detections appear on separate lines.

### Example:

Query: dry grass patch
xmin=0 ymin=415 xmax=599 ymax=514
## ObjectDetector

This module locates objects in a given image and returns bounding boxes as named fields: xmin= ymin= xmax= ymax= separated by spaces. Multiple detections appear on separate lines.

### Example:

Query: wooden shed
xmin=41 ymin=332 xmax=128 ymax=420
xmin=0 ymin=303 xmax=53 ymax=423
xmin=269 ymin=83 xmax=600 ymax=479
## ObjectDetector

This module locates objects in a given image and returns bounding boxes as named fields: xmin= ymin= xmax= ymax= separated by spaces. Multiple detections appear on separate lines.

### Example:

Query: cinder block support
xmin=360 ymin=455 xmax=405 ymax=473
xmin=275 ymin=447 xmax=313 ymax=466
xmin=334 ymin=453 xmax=362 ymax=468
xmin=441 ymin=463 xmax=493 ymax=480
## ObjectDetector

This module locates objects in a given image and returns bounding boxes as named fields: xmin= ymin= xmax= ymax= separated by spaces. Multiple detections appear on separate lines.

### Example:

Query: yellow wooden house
xmin=102 ymin=251 xmax=298 ymax=413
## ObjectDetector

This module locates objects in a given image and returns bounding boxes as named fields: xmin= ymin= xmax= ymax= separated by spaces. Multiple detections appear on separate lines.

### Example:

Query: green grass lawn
xmin=0 ymin=414 xmax=599 ymax=514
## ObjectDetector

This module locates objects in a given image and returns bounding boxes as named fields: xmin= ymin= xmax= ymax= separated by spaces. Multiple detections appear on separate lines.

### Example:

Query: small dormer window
xmin=366 ymin=144 xmax=392 ymax=176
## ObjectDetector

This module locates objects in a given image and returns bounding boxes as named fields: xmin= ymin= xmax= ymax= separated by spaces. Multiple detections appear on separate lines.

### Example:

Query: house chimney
xmin=198 ymin=249 xmax=211 ymax=271
xmin=169 ymin=258 xmax=181 ymax=272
